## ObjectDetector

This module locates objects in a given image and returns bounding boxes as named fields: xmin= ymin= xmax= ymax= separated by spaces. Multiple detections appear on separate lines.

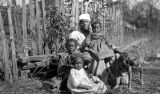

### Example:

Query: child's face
xmin=67 ymin=41 xmax=77 ymax=54
xmin=74 ymin=58 xmax=83 ymax=70
xmin=92 ymin=23 xmax=101 ymax=33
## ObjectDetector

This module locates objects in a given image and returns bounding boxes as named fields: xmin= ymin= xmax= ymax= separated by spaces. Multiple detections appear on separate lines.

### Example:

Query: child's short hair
xmin=66 ymin=38 xmax=78 ymax=47
xmin=71 ymin=52 xmax=84 ymax=64
xmin=91 ymin=20 xmax=102 ymax=28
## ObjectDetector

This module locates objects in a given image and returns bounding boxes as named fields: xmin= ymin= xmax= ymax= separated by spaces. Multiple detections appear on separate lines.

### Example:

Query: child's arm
xmin=77 ymin=84 xmax=92 ymax=90
xmin=105 ymin=41 xmax=125 ymax=54
xmin=84 ymin=48 xmax=99 ymax=61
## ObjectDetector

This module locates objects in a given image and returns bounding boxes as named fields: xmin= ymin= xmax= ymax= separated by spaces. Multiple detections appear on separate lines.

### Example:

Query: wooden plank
xmin=36 ymin=0 xmax=43 ymax=55
xmin=75 ymin=0 xmax=79 ymax=30
xmin=20 ymin=54 xmax=58 ymax=63
xmin=42 ymin=0 xmax=49 ymax=54
xmin=7 ymin=0 xmax=18 ymax=81
xmin=22 ymin=0 xmax=28 ymax=57
xmin=0 ymin=11 xmax=12 ymax=83
xmin=70 ymin=0 xmax=76 ymax=28
xmin=29 ymin=0 xmax=37 ymax=55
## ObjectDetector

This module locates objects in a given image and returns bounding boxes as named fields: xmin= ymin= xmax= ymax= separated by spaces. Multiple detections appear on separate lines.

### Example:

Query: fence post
xmin=75 ymin=0 xmax=79 ymax=30
xmin=70 ymin=0 xmax=76 ymax=29
xmin=42 ymin=0 xmax=50 ymax=54
xmin=22 ymin=0 xmax=28 ymax=56
xmin=36 ymin=0 xmax=43 ymax=55
xmin=7 ymin=0 xmax=18 ymax=81
xmin=0 ymin=11 xmax=13 ymax=83
xmin=29 ymin=0 xmax=37 ymax=55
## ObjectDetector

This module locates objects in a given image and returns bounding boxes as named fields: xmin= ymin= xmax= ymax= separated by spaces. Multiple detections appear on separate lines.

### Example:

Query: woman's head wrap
xmin=79 ymin=14 xmax=91 ymax=21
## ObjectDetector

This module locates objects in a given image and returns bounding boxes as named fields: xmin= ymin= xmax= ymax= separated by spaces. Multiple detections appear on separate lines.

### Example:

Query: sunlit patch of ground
xmin=112 ymin=62 xmax=160 ymax=94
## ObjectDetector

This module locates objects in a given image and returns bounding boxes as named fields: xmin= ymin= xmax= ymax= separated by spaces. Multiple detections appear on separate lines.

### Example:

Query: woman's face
xmin=80 ymin=19 xmax=90 ymax=31
xmin=92 ymin=23 xmax=101 ymax=33
xmin=67 ymin=41 xmax=77 ymax=54
xmin=74 ymin=58 xmax=83 ymax=70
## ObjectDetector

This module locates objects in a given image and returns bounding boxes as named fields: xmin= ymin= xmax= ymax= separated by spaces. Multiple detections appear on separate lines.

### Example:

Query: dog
xmin=107 ymin=53 xmax=143 ymax=90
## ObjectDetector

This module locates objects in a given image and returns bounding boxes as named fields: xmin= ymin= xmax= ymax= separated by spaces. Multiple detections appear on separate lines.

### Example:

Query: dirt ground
xmin=0 ymin=62 xmax=160 ymax=94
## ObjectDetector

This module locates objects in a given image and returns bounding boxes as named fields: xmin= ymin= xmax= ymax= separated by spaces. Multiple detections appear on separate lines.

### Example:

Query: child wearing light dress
xmin=67 ymin=52 xmax=107 ymax=94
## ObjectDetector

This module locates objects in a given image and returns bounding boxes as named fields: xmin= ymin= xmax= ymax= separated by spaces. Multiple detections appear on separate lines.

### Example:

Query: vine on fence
xmin=44 ymin=6 xmax=70 ymax=53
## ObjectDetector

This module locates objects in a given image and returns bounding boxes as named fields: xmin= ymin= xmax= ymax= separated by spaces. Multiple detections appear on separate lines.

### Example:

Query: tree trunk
xmin=7 ymin=0 xmax=18 ymax=81
xmin=36 ymin=0 xmax=43 ymax=55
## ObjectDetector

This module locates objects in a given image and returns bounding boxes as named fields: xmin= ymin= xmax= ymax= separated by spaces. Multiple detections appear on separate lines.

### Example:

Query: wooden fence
xmin=0 ymin=0 xmax=124 ymax=82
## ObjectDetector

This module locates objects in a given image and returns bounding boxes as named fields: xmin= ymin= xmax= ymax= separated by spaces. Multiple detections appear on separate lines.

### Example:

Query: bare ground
xmin=0 ymin=62 xmax=160 ymax=94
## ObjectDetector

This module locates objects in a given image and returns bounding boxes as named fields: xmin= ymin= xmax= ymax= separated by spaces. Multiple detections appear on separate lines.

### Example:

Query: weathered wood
xmin=42 ymin=0 xmax=46 ymax=31
xmin=55 ymin=0 xmax=60 ymax=9
xmin=36 ymin=0 xmax=43 ymax=55
xmin=75 ymin=0 xmax=79 ymax=30
xmin=29 ymin=0 xmax=37 ymax=55
xmin=22 ymin=0 xmax=28 ymax=57
xmin=20 ymin=54 xmax=58 ymax=64
xmin=7 ymin=0 xmax=18 ymax=81
xmin=70 ymin=0 xmax=76 ymax=28
xmin=42 ymin=0 xmax=49 ymax=54
xmin=29 ymin=0 xmax=35 ymax=32
xmin=0 ymin=11 xmax=12 ymax=82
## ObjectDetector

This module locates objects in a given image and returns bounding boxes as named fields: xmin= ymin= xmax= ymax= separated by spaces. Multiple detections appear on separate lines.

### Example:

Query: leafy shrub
xmin=44 ymin=7 xmax=70 ymax=53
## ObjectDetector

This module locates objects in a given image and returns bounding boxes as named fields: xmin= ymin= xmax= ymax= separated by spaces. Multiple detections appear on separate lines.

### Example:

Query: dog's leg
xmin=140 ymin=66 xmax=143 ymax=85
xmin=114 ymin=77 xmax=120 ymax=89
xmin=128 ymin=66 xmax=132 ymax=90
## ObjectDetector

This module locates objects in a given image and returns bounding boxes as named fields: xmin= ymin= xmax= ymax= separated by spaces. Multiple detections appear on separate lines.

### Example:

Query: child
xmin=67 ymin=52 xmax=107 ymax=94
xmin=83 ymin=20 xmax=116 ymax=77
xmin=57 ymin=38 xmax=80 ymax=91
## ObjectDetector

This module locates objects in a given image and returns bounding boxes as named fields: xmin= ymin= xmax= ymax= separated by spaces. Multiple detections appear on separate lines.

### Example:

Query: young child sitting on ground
xmin=67 ymin=52 xmax=107 ymax=94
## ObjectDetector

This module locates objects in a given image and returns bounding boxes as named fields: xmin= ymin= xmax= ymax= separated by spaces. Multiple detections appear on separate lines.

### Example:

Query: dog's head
xmin=117 ymin=53 xmax=139 ymax=71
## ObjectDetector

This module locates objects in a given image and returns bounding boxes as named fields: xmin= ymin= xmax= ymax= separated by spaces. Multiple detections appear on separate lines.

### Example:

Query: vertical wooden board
xmin=75 ymin=0 xmax=79 ymax=30
xmin=7 ymin=0 xmax=18 ymax=81
xmin=70 ymin=0 xmax=76 ymax=29
xmin=29 ymin=0 xmax=37 ymax=55
xmin=42 ymin=0 xmax=49 ymax=54
xmin=55 ymin=0 xmax=60 ymax=9
xmin=36 ymin=0 xmax=43 ymax=55
xmin=0 ymin=12 xmax=11 ymax=82
xmin=22 ymin=0 xmax=28 ymax=56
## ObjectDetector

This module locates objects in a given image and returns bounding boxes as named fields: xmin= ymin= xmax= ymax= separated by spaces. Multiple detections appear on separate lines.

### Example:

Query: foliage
xmin=44 ymin=6 xmax=71 ymax=53
xmin=122 ymin=0 xmax=160 ymax=29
